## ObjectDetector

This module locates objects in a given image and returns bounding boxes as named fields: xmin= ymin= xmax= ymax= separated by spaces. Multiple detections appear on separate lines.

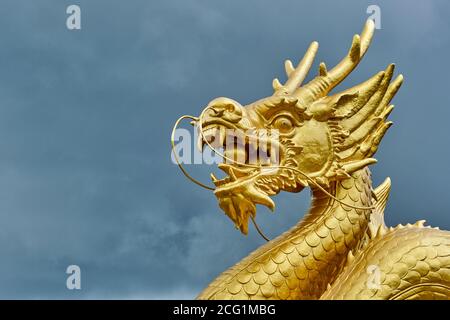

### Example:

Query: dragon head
xmin=195 ymin=20 xmax=402 ymax=235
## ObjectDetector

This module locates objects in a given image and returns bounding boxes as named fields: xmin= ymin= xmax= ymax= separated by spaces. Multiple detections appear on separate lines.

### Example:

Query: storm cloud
xmin=0 ymin=0 xmax=449 ymax=298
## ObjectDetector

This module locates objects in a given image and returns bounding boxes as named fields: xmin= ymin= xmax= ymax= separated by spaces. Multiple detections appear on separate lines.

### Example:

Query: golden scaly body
xmin=198 ymin=168 xmax=450 ymax=299
xmin=322 ymin=225 xmax=450 ymax=299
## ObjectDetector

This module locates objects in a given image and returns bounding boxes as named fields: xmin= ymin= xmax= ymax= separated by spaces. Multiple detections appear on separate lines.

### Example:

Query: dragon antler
xmin=273 ymin=41 xmax=318 ymax=95
xmin=297 ymin=20 xmax=375 ymax=104
xmin=272 ymin=20 xmax=376 ymax=103
xmin=269 ymin=19 xmax=403 ymax=182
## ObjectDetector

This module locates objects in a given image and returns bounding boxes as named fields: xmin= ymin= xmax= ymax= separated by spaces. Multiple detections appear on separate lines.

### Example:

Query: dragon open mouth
xmin=198 ymin=125 xmax=279 ymax=186
xmin=197 ymin=124 xmax=282 ymax=234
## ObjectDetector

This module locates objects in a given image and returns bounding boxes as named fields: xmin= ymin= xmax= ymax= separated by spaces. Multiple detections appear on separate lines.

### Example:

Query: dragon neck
xmin=297 ymin=167 xmax=373 ymax=238
xmin=274 ymin=167 xmax=374 ymax=298
xmin=277 ymin=168 xmax=372 ymax=299
xmin=198 ymin=168 xmax=374 ymax=300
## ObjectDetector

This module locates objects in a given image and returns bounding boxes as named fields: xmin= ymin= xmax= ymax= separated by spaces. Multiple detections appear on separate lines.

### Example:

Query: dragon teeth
xmin=196 ymin=126 xmax=227 ymax=152
xmin=260 ymin=141 xmax=268 ymax=153
xmin=202 ymin=127 xmax=227 ymax=148
xmin=219 ymin=126 xmax=226 ymax=146
xmin=224 ymin=148 xmax=246 ymax=164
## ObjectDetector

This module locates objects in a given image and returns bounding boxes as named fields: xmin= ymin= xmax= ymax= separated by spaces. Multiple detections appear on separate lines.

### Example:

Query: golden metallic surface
xmin=175 ymin=20 xmax=450 ymax=300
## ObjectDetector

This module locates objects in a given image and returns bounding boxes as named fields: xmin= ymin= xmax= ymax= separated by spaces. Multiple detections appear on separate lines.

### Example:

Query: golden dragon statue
xmin=173 ymin=20 xmax=450 ymax=299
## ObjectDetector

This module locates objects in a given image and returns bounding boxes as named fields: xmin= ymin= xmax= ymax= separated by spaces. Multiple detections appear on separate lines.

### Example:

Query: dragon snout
xmin=203 ymin=97 xmax=243 ymax=125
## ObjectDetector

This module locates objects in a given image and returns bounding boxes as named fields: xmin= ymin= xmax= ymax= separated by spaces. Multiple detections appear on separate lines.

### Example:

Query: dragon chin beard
xmin=199 ymin=124 xmax=308 ymax=235
xmin=212 ymin=162 xmax=306 ymax=235
xmin=213 ymin=169 xmax=275 ymax=235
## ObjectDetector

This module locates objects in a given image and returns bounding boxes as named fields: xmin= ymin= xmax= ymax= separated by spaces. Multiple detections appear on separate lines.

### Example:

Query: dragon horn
xmin=274 ymin=41 xmax=318 ymax=94
xmin=296 ymin=19 xmax=375 ymax=103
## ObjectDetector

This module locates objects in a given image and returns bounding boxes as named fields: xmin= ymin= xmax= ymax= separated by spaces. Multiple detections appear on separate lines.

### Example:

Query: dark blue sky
xmin=0 ymin=0 xmax=449 ymax=298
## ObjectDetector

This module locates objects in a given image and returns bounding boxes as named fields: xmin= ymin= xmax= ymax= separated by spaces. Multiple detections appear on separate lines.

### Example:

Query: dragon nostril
xmin=209 ymin=105 xmax=242 ymax=123
xmin=210 ymin=107 xmax=225 ymax=117
xmin=204 ymin=98 xmax=244 ymax=124
xmin=226 ymin=104 xmax=235 ymax=113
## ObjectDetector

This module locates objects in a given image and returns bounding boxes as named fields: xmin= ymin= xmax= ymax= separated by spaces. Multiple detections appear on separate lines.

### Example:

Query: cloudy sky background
xmin=0 ymin=0 xmax=449 ymax=299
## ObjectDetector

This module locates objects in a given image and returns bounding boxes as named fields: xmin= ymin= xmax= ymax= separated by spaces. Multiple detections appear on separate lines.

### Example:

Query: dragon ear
xmin=307 ymin=93 xmax=360 ymax=121
xmin=333 ymin=93 xmax=360 ymax=115
xmin=306 ymin=101 xmax=335 ymax=121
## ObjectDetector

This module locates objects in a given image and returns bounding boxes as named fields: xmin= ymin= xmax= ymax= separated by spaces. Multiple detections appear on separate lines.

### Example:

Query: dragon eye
xmin=272 ymin=116 xmax=294 ymax=133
